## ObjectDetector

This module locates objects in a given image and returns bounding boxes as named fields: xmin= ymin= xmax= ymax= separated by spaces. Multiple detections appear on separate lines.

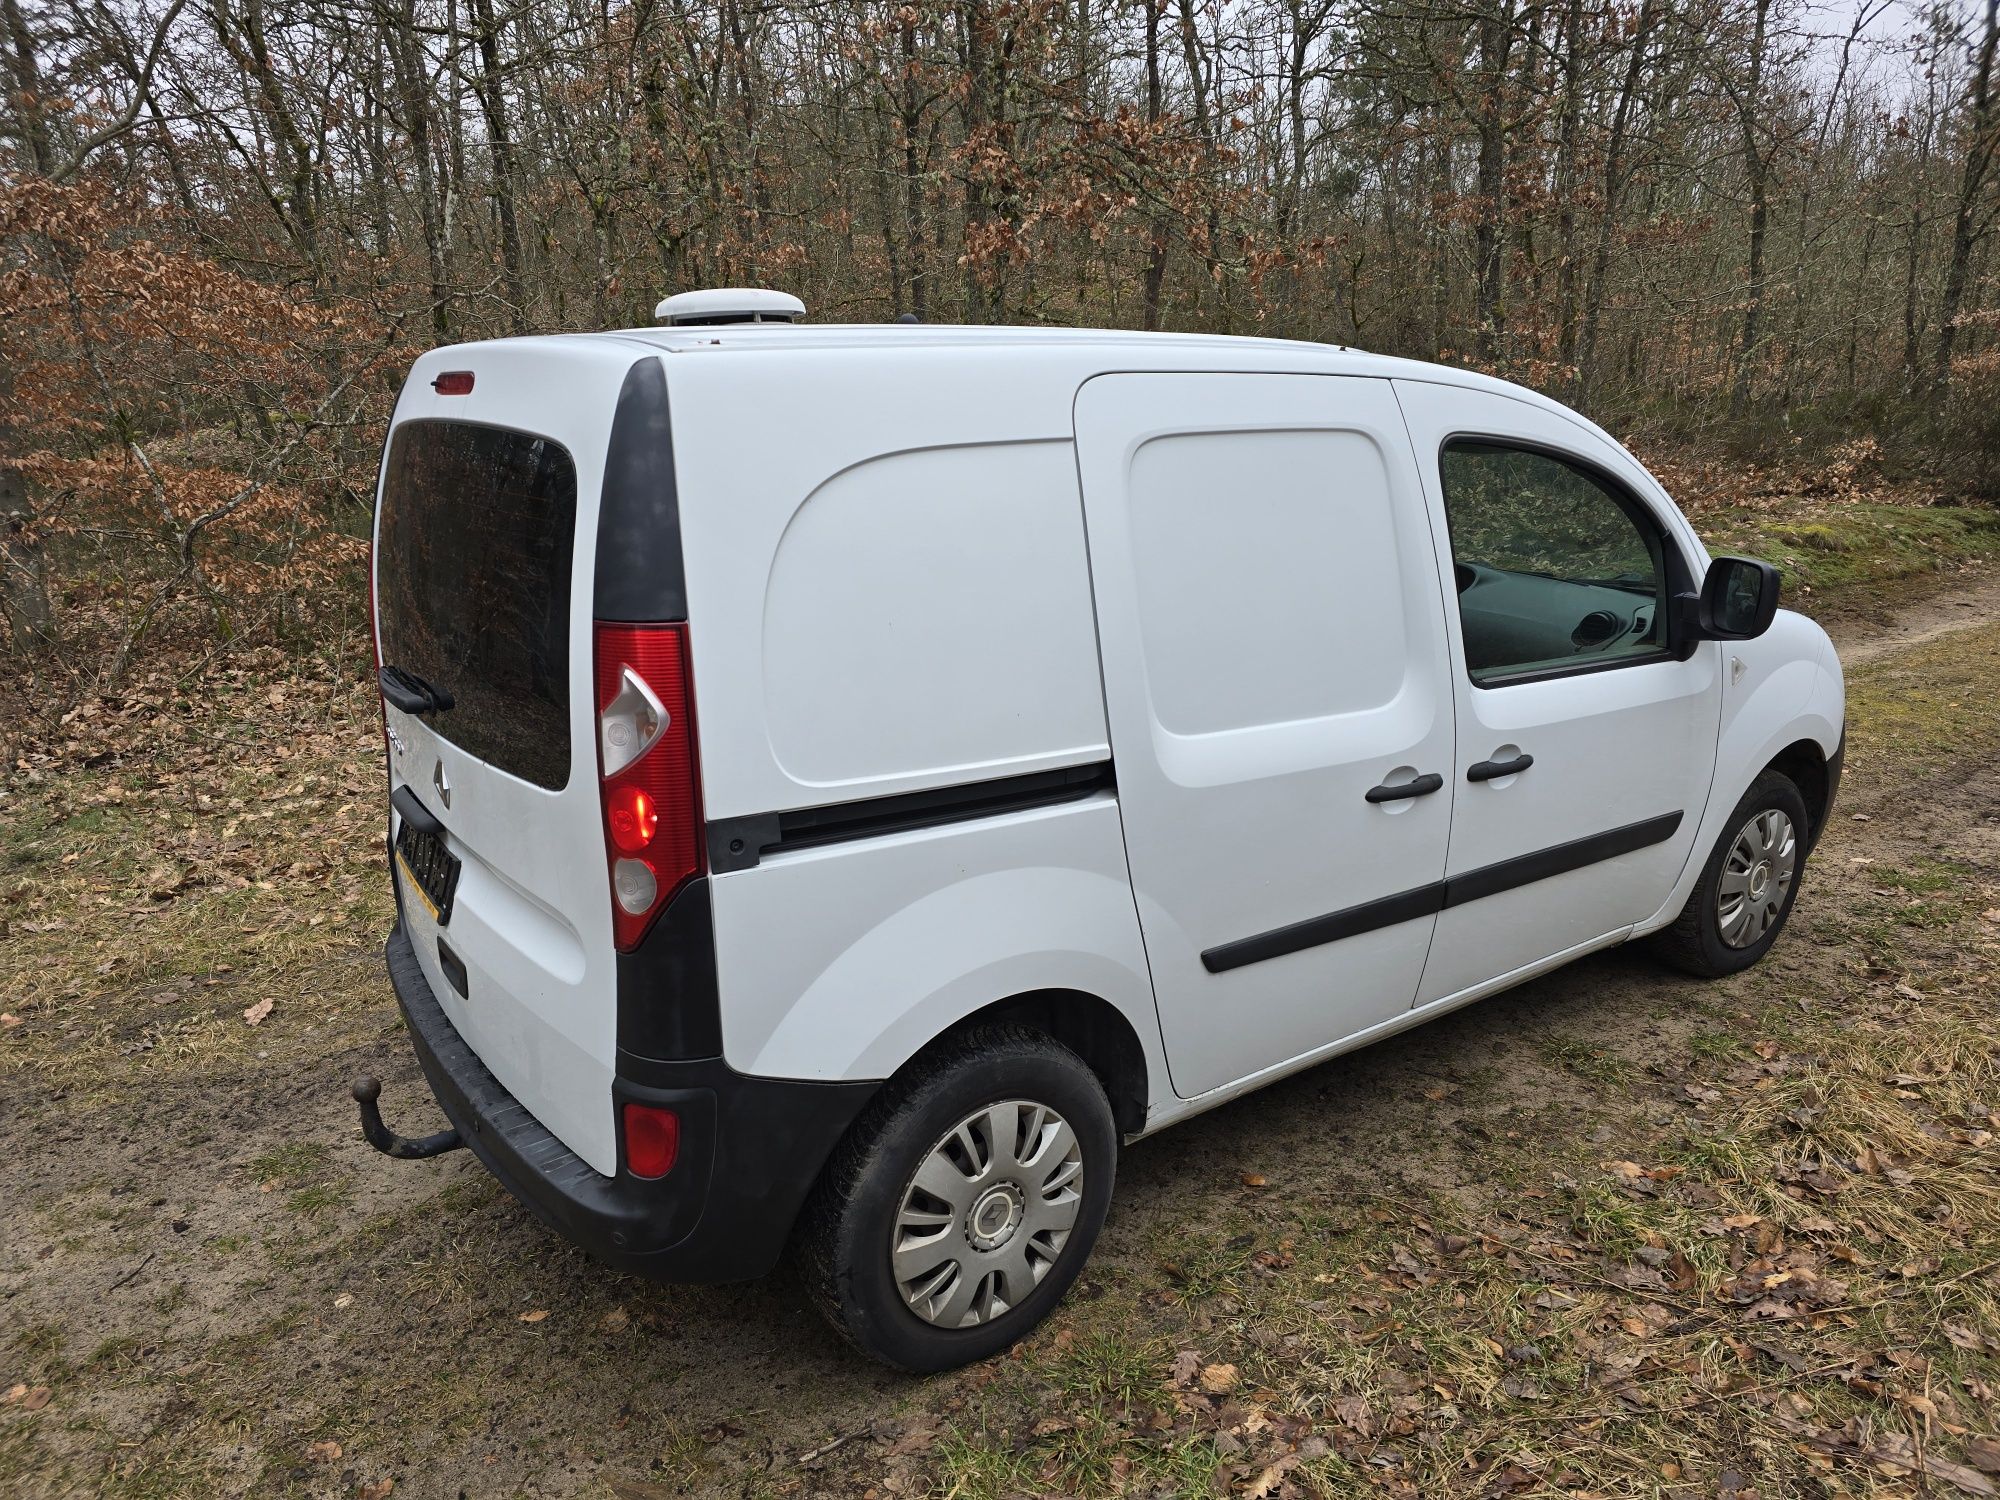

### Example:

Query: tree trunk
xmin=385 ymin=0 xmax=452 ymax=338
xmin=1729 ymin=0 xmax=1773 ymax=420
xmin=1473 ymin=0 xmax=1513 ymax=364
xmin=1934 ymin=0 xmax=2000 ymax=393
xmin=0 ymin=465 xmax=56 ymax=650
xmin=1142 ymin=0 xmax=1166 ymax=330
xmin=1578 ymin=0 xmax=1656 ymax=403
xmin=1554 ymin=0 xmax=1585 ymax=372
xmin=469 ymin=0 xmax=529 ymax=331
xmin=1 ymin=0 xmax=56 ymax=174
xmin=901 ymin=12 xmax=929 ymax=322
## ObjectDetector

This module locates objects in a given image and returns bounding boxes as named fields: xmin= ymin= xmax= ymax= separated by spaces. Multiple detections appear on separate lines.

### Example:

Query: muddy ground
xmin=4 ymin=574 xmax=1999 ymax=1499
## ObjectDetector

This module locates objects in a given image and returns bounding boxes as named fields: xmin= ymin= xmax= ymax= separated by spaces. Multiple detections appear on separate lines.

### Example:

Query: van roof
xmin=408 ymin=323 xmax=1629 ymax=461
xmin=597 ymin=322 xmax=1434 ymax=372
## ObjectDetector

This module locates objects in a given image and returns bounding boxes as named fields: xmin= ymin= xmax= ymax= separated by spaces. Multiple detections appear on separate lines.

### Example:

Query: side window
xmin=1439 ymin=440 xmax=1669 ymax=685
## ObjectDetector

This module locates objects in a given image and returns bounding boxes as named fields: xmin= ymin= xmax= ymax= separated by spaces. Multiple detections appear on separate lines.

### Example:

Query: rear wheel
xmin=795 ymin=1026 xmax=1116 ymax=1372
xmin=1657 ymin=770 xmax=1809 ymax=978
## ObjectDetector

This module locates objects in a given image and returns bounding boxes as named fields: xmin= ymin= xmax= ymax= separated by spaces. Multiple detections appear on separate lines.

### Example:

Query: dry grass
xmin=2 ymin=579 xmax=1999 ymax=1498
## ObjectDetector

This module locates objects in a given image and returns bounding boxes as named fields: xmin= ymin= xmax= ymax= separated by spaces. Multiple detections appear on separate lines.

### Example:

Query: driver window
xmin=1439 ymin=441 xmax=1669 ymax=685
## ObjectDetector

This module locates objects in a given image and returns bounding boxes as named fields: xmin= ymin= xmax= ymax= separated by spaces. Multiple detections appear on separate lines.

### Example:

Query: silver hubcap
xmin=892 ymin=1100 xmax=1084 ymax=1328
xmin=1718 ymin=808 xmax=1797 ymax=948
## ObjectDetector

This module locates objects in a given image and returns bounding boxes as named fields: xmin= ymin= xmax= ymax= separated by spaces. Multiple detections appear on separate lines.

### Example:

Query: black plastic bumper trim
xmin=1201 ymin=810 xmax=1685 ymax=973
xmin=380 ymin=921 xmax=877 ymax=1282
xmin=1814 ymin=730 xmax=1845 ymax=852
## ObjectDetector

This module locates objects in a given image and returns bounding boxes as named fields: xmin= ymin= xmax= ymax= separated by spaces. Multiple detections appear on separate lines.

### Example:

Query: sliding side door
xmin=1074 ymin=373 xmax=1457 ymax=1098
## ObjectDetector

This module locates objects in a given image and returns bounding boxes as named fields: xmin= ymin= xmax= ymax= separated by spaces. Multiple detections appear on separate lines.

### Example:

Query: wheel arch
xmin=907 ymin=988 xmax=1152 ymax=1138
xmin=1765 ymin=737 xmax=1833 ymax=851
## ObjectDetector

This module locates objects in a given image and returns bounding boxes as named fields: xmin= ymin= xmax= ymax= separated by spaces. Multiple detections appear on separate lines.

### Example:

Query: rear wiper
xmin=378 ymin=664 xmax=455 ymax=715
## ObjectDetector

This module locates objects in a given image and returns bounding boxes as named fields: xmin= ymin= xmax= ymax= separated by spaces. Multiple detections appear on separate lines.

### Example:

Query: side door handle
xmin=1365 ymin=772 xmax=1444 ymax=804
xmin=1467 ymin=752 xmax=1534 ymax=782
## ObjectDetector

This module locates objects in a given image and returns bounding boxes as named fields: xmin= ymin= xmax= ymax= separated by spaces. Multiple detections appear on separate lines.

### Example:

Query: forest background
xmin=2 ymin=0 xmax=1998 ymax=711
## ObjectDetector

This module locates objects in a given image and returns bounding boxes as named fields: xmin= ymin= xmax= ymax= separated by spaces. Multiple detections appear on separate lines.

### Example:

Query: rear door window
xmin=375 ymin=420 xmax=578 ymax=790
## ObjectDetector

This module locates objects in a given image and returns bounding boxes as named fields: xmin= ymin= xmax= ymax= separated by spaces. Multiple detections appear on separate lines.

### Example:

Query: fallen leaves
xmin=518 ymin=1308 xmax=550 ymax=1324
xmin=1767 ymin=1412 xmax=1997 ymax=1495
xmin=241 ymin=997 xmax=273 ymax=1026
xmin=2 ymin=1384 xmax=51 ymax=1411
xmin=305 ymin=1439 xmax=342 ymax=1462
xmin=357 ymin=1480 xmax=395 ymax=1500
xmin=1197 ymin=1361 xmax=1240 ymax=1395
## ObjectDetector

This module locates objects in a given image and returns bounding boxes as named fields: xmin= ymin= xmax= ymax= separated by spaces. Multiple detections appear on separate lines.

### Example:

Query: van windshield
xmin=375 ymin=420 xmax=577 ymax=791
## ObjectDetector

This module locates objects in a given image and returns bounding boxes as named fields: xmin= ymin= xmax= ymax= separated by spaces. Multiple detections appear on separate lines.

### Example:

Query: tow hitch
xmin=351 ymin=1075 xmax=466 ymax=1160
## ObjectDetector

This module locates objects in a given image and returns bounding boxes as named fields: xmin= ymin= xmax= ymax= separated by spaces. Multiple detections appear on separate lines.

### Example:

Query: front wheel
xmin=1657 ymin=770 xmax=1810 ymax=978
xmin=794 ymin=1026 xmax=1117 ymax=1372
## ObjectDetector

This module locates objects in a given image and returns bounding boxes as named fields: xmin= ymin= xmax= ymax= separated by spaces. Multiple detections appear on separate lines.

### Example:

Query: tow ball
xmin=350 ymin=1075 xmax=466 ymax=1160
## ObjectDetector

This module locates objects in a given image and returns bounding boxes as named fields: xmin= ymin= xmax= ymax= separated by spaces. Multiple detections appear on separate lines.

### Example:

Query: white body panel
xmin=663 ymin=348 xmax=1107 ymax=820
xmin=711 ymin=795 xmax=1164 ymax=1087
xmin=1071 ymin=373 xmax=1455 ymax=1097
xmin=1637 ymin=610 xmax=1844 ymax=934
xmin=375 ymin=321 xmax=1845 ymax=1180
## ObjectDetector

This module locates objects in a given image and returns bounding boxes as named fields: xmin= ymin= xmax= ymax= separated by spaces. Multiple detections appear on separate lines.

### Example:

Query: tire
xmin=1656 ymin=770 xmax=1811 ymax=978
xmin=794 ymin=1025 xmax=1117 ymax=1373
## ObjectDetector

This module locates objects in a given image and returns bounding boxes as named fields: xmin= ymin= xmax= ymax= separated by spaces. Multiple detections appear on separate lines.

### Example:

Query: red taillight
xmin=594 ymin=622 xmax=702 ymax=951
xmin=621 ymin=1102 xmax=680 ymax=1179
xmin=606 ymin=786 xmax=658 ymax=854
xmin=431 ymin=370 xmax=475 ymax=395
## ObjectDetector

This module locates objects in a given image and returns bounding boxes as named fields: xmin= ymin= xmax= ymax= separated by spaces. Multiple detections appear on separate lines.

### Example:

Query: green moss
xmin=1704 ymin=501 xmax=2000 ymax=603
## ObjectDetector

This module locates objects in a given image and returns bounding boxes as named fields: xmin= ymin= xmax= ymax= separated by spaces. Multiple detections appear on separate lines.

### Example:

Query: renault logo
xmin=433 ymin=760 xmax=452 ymax=809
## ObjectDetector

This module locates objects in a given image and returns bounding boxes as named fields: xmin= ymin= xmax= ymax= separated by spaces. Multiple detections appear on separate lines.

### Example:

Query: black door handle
xmin=1467 ymin=752 xmax=1534 ymax=782
xmin=1366 ymin=772 xmax=1444 ymax=803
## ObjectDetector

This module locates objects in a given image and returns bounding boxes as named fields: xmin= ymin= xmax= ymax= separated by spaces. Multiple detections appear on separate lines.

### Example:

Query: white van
xmin=355 ymin=292 xmax=1845 ymax=1371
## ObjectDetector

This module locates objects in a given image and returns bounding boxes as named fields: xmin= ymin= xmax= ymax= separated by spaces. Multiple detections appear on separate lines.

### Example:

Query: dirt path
xmin=4 ymin=579 xmax=1998 ymax=1500
xmin=1821 ymin=566 xmax=2000 ymax=664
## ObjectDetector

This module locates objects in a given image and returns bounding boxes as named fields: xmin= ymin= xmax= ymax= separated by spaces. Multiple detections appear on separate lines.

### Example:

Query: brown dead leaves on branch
xmin=0 ymin=177 xmax=390 ymax=687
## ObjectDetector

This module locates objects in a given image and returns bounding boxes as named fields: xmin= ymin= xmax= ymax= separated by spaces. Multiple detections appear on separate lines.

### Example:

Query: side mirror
xmin=1690 ymin=555 xmax=1780 ymax=642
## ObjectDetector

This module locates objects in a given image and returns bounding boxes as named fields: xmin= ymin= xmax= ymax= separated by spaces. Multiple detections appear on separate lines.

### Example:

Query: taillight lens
xmin=621 ymin=1102 xmax=680 ymax=1179
xmin=593 ymin=622 xmax=702 ymax=950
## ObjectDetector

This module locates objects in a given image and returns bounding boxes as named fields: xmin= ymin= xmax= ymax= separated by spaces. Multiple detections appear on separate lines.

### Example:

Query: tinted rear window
xmin=376 ymin=420 xmax=578 ymax=791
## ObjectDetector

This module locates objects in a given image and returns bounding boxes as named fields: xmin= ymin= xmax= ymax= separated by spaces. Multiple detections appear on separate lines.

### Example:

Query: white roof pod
xmin=654 ymin=287 xmax=806 ymax=326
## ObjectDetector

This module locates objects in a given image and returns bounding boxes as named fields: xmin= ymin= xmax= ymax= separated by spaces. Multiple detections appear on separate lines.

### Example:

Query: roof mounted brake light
xmin=431 ymin=371 xmax=474 ymax=395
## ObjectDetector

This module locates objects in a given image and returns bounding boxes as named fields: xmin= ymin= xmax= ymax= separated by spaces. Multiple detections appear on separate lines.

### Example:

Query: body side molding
xmin=1201 ymin=810 xmax=1684 ymax=973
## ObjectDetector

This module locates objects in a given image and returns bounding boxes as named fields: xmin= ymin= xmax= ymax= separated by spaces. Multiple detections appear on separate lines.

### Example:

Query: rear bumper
xmin=382 ymin=920 xmax=877 ymax=1282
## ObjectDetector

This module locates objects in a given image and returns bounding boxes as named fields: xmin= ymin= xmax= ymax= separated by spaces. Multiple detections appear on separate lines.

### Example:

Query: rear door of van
xmin=1073 ymin=372 xmax=1458 ymax=1099
xmin=372 ymin=341 xmax=641 ymax=1175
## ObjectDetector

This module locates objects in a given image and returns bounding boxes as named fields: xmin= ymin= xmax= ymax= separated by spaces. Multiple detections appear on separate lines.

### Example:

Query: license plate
xmin=395 ymin=819 xmax=461 ymax=925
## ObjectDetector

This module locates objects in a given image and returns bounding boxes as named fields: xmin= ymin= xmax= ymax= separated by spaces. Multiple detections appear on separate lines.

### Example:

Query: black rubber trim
xmin=1200 ymin=810 xmax=1686 ymax=973
xmin=708 ymin=762 xmax=1113 ymax=873
xmin=592 ymin=356 xmax=685 ymax=623
xmin=1444 ymin=810 xmax=1682 ymax=907
xmin=1812 ymin=730 xmax=1845 ymax=853
xmin=1203 ymin=885 xmax=1446 ymax=974
xmin=617 ymin=875 xmax=723 ymax=1062
xmin=380 ymin=917 xmax=878 ymax=1283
